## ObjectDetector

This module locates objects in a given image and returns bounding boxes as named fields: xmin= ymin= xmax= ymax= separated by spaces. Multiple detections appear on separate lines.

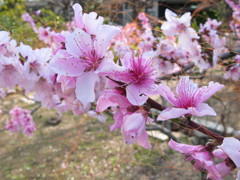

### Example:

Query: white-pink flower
xmin=157 ymin=76 xmax=224 ymax=120
xmin=22 ymin=12 xmax=36 ymax=31
xmin=121 ymin=112 xmax=152 ymax=149
xmin=161 ymin=9 xmax=198 ymax=39
xmin=96 ymin=88 xmax=152 ymax=149
xmin=219 ymin=137 xmax=240 ymax=180
xmin=170 ymin=140 xmax=225 ymax=179
xmin=50 ymin=3 xmax=120 ymax=108
xmin=103 ymin=51 xmax=158 ymax=106
xmin=6 ymin=107 xmax=36 ymax=136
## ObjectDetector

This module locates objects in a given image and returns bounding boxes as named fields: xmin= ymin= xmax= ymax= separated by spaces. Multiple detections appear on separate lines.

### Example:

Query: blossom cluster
xmin=5 ymin=107 xmax=36 ymax=135
xmin=225 ymin=0 xmax=240 ymax=39
xmin=169 ymin=137 xmax=240 ymax=180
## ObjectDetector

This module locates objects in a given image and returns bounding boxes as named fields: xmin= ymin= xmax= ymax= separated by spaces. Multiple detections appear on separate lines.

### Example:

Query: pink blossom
xmin=138 ymin=12 xmax=149 ymax=24
xmin=137 ymin=12 xmax=155 ymax=52
xmin=0 ymin=55 xmax=24 ymax=88
xmin=103 ymin=51 xmax=158 ymax=106
xmin=73 ymin=3 xmax=104 ymax=35
xmin=51 ymin=25 xmax=120 ymax=107
xmin=0 ymin=31 xmax=10 ymax=46
xmin=199 ymin=18 xmax=227 ymax=67
xmin=22 ymin=12 xmax=36 ymax=31
xmin=96 ymin=89 xmax=132 ymax=131
xmin=169 ymin=139 xmax=223 ymax=180
xmin=96 ymin=88 xmax=152 ymax=148
xmin=225 ymin=0 xmax=240 ymax=38
xmin=0 ymin=31 xmax=11 ymax=55
xmin=37 ymin=27 xmax=52 ymax=45
xmin=157 ymin=76 xmax=224 ymax=120
xmin=121 ymin=112 xmax=151 ymax=149
xmin=219 ymin=137 xmax=240 ymax=179
xmin=224 ymin=65 xmax=240 ymax=81
xmin=5 ymin=107 xmax=36 ymax=136
xmin=224 ymin=55 xmax=240 ymax=81
xmin=161 ymin=9 xmax=198 ymax=39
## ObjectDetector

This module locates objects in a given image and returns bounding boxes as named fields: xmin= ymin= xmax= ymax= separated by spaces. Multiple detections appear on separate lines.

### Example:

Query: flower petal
xmin=220 ymin=137 xmax=240 ymax=168
xmin=96 ymin=92 xmax=118 ymax=112
xmin=158 ymin=83 xmax=178 ymax=106
xmin=51 ymin=50 xmax=85 ymax=77
xmin=94 ymin=25 xmax=120 ymax=58
xmin=110 ymin=111 xmax=124 ymax=131
xmin=199 ymin=81 xmax=224 ymax=103
xmin=75 ymin=72 xmax=99 ymax=108
xmin=187 ymin=103 xmax=216 ymax=117
xmin=83 ymin=12 xmax=104 ymax=35
xmin=213 ymin=149 xmax=228 ymax=160
xmin=157 ymin=108 xmax=189 ymax=121
xmin=137 ymin=129 xmax=151 ymax=149
xmin=165 ymin=9 xmax=177 ymax=22
xmin=168 ymin=139 xmax=203 ymax=154
xmin=73 ymin=3 xmax=84 ymax=29
xmin=65 ymin=28 xmax=93 ymax=57
xmin=126 ymin=84 xmax=148 ymax=106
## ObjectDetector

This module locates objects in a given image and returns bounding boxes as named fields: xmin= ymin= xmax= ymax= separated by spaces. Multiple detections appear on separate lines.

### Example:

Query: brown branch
xmin=185 ymin=120 xmax=224 ymax=144
xmin=146 ymin=123 xmax=179 ymax=142
xmin=219 ymin=50 xmax=240 ymax=60
xmin=146 ymin=98 xmax=224 ymax=144
xmin=146 ymin=97 xmax=165 ymax=111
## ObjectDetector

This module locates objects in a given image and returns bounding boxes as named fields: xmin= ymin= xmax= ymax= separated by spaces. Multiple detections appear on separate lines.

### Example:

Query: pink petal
xmin=65 ymin=28 xmax=93 ymax=57
xmin=72 ymin=3 xmax=84 ymax=29
xmin=75 ymin=72 xmax=99 ymax=108
xmin=137 ymin=129 xmax=151 ymax=149
xmin=213 ymin=149 xmax=228 ymax=160
xmin=180 ymin=12 xmax=191 ymax=27
xmin=157 ymin=108 xmax=189 ymax=121
xmin=220 ymin=137 xmax=240 ymax=168
xmin=96 ymin=56 xmax=124 ymax=75
xmin=158 ymin=84 xmax=178 ymax=106
xmin=110 ymin=111 xmax=124 ymax=131
xmin=94 ymin=25 xmax=120 ymax=58
xmin=120 ymin=51 xmax=133 ymax=69
xmin=199 ymin=81 xmax=224 ymax=103
xmin=168 ymin=139 xmax=203 ymax=154
xmin=165 ymin=9 xmax=177 ymax=22
xmin=126 ymin=84 xmax=148 ymax=106
xmin=121 ymin=113 xmax=147 ymax=147
xmin=187 ymin=103 xmax=216 ymax=117
xmin=161 ymin=22 xmax=178 ymax=36
xmin=0 ymin=31 xmax=10 ymax=45
xmin=51 ymin=50 xmax=85 ymax=77
xmin=96 ymin=93 xmax=118 ymax=112
xmin=122 ymin=113 xmax=145 ymax=132
xmin=83 ymin=12 xmax=104 ymax=35
xmin=216 ymin=161 xmax=231 ymax=178
xmin=205 ymin=161 xmax=223 ymax=180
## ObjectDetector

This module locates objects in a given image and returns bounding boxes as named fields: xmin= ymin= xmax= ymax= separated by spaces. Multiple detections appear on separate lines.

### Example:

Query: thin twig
xmin=31 ymin=103 xmax=41 ymax=115
xmin=146 ymin=123 xmax=179 ymax=142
